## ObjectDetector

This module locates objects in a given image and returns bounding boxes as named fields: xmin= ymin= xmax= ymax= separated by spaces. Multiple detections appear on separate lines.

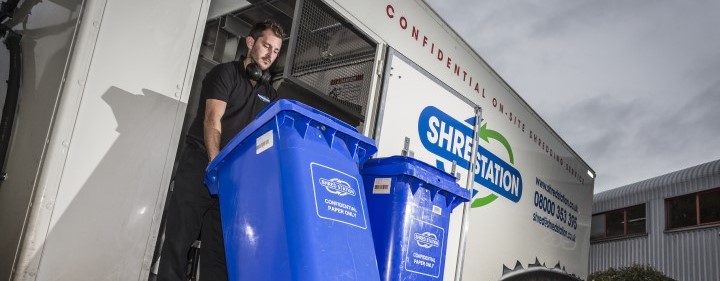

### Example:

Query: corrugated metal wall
xmin=589 ymin=160 xmax=720 ymax=281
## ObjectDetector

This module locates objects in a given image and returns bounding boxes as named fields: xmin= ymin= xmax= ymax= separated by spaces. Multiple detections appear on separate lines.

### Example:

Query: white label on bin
xmin=372 ymin=178 xmax=392 ymax=194
xmin=405 ymin=219 xmax=445 ymax=278
xmin=255 ymin=131 xmax=273 ymax=154
xmin=432 ymin=205 xmax=442 ymax=216
xmin=310 ymin=162 xmax=367 ymax=229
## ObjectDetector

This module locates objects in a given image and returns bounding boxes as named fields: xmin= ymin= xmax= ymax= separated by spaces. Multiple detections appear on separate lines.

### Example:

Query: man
xmin=158 ymin=19 xmax=284 ymax=281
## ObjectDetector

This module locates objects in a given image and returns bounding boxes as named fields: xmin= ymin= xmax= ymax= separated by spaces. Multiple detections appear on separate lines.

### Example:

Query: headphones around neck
xmin=245 ymin=59 xmax=271 ymax=85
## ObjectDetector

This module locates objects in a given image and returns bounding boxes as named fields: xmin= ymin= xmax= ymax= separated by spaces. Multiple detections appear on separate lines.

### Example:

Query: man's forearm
xmin=203 ymin=99 xmax=227 ymax=163
xmin=204 ymin=122 xmax=221 ymax=162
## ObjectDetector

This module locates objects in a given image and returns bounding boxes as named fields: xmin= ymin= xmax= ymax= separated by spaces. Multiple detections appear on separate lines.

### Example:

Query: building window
xmin=591 ymin=204 xmax=647 ymax=241
xmin=666 ymin=187 xmax=720 ymax=230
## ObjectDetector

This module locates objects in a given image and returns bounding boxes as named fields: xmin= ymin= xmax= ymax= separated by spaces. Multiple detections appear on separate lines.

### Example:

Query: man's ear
xmin=245 ymin=36 xmax=255 ymax=52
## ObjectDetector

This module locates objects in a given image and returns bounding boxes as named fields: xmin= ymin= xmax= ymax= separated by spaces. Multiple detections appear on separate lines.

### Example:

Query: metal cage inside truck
xmin=0 ymin=0 xmax=595 ymax=280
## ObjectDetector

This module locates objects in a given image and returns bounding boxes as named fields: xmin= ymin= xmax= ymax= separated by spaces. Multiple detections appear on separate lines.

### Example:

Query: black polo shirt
xmin=186 ymin=60 xmax=277 ymax=151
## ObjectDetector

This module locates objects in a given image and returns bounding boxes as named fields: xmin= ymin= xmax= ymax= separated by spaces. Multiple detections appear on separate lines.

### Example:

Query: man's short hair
xmin=248 ymin=19 xmax=284 ymax=40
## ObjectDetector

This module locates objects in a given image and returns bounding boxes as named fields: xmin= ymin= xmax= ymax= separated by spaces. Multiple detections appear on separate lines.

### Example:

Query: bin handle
xmin=291 ymin=99 xmax=357 ymax=131
xmin=260 ymin=99 xmax=356 ymax=132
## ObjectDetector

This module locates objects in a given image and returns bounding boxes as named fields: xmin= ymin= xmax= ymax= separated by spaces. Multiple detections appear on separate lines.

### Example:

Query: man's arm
xmin=204 ymin=99 xmax=227 ymax=162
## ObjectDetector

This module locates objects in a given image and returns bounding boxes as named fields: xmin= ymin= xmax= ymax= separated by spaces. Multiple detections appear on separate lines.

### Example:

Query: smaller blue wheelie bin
xmin=361 ymin=156 xmax=472 ymax=281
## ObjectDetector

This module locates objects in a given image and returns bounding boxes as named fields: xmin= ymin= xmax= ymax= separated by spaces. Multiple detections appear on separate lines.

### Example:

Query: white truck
xmin=0 ymin=0 xmax=595 ymax=280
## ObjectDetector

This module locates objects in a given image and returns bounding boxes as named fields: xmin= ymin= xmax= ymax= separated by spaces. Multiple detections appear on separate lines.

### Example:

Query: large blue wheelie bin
xmin=205 ymin=99 xmax=381 ymax=281
xmin=361 ymin=156 xmax=472 ymax=281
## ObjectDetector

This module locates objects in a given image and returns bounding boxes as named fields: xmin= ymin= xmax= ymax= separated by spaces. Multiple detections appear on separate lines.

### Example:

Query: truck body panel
xmin=0 ymin=0 xmax=594 ymax=280
xmin=0 ymin=0 xmax=209 ymax=280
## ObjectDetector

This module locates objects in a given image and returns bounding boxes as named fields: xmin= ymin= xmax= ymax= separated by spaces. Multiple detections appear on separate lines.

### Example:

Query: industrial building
xmin=590 ymin=159 xmax=720 ymax=281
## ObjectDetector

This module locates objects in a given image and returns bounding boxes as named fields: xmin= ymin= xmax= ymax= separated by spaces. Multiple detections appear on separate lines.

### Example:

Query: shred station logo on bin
xmin=311 ymin=163 xmax=368 ymax=229
xmin=319 ymin=178 xmax=356 ymax=197
xmin=414 ymin=232 xmax=440 ymax=249
xmin=418 ymin=106 xmax=523 ymax=204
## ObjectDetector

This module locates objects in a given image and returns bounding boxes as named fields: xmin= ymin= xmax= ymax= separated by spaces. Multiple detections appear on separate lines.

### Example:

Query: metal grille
xmin=289 ymin=0 xmax=376 ymax=118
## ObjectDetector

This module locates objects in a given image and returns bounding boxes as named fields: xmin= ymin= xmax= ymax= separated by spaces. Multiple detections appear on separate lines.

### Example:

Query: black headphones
xmin=245 ymin=59 xmax=271 ymax=85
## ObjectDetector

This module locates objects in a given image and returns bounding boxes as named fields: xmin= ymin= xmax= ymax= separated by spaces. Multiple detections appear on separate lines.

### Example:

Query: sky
xmin=424 ymin=0 xmax=720 ymax=193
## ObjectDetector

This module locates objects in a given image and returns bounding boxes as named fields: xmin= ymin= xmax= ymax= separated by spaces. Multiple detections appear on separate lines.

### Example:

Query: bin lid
xmin=205 ymin=99 xmax=377 ymax=188
xmin=361 ymin=156 xmax=472 ymax=201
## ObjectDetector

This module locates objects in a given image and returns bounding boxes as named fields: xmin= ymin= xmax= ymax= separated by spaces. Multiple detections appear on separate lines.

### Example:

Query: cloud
xmin=425 ymin=0 xmax=720 ymax=193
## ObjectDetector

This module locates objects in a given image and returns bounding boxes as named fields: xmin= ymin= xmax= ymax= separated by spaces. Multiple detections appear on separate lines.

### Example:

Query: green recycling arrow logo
xmin=479 ymin=123 xmax=514 ymax=164
xmin=471 ymin=123 xmax=515 ymax=208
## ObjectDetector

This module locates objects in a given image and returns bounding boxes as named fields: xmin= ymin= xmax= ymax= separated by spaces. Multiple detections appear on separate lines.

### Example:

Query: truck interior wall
xmin=206 ymin=0 xmax=251 ymax=21
xmin=0 ymin=0 xmax=84 ymax=279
